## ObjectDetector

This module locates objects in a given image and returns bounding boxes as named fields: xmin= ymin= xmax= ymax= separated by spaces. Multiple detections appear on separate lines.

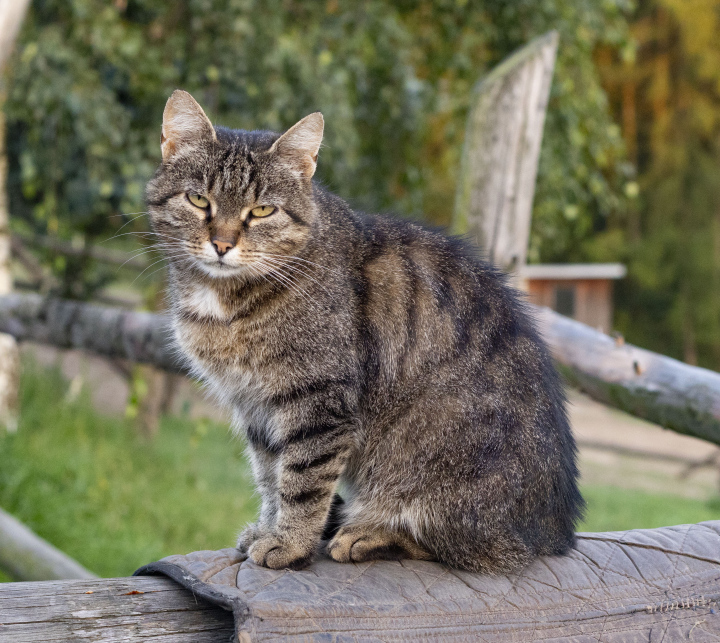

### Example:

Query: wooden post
xmin=0 ymin=0 xmax=31 ymax=432
xmin=452 ymin=31 xmax=558 ymax=278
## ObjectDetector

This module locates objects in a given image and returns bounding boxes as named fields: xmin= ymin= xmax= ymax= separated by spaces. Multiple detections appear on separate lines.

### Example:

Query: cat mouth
xmin=194 ymin=257 xmax=250 ymax=278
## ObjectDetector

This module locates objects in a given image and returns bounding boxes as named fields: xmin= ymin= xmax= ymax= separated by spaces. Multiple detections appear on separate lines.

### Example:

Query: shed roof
xmin=520 ymin=263 xmax=627 ymax=280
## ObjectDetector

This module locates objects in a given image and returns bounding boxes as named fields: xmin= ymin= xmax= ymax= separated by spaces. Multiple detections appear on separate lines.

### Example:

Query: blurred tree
xmin=596 ymin=0 xmax=720 ymax=369
xmin=5 ymin=0 xmax=629 ymax=299
xmin=0 ymin=0 xmax=31 ymax=432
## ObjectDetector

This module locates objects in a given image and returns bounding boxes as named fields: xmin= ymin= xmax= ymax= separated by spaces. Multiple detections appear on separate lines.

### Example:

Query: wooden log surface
xmin=0 ymin=576 xmax=234 ymax=642
xmin=1 ymin=292 xmax=720 ymax=446
xmin=0 ymin=508 xmax=96 ymax=582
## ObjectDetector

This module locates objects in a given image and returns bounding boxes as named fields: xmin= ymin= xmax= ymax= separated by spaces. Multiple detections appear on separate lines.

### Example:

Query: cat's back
xmin=318 ymin=197 xmax=542 ymax=384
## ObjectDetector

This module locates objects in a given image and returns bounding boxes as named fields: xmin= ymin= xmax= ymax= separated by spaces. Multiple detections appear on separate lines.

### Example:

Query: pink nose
xmin=212 ymin=239 xmax=234 ymax=256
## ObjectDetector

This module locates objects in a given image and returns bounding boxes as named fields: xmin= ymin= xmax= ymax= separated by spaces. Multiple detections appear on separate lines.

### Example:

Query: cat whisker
xmin=101 ymin=230 xmax=182 ymax=244
xmin=260 ymin=252 xmax=340 ymax=276
xmin=253 ymin=260 xmax=318 ymax=309
xmin=132 ymin=251 xmax=191 ymax=284
xmin=257 ymin=256 xmax=334 ymax=298
xmin=113 ymin=212 xmax=150 ymax=234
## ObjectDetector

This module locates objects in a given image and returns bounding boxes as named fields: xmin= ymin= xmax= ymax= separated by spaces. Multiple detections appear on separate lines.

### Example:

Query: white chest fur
xmin=182 ymin=285 xmax=228 ymax=319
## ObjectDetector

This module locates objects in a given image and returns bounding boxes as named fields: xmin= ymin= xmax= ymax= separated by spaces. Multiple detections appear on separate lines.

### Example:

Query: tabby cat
xmin=147 ymin=90 xmax=584 ymax=573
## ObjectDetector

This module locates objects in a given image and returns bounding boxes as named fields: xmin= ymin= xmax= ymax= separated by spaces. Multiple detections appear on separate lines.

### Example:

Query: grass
xmin=0 ymin=362 xmax=257 ymax=579
xmin=0 ymin=361 xmax=718 ymax=580
xmin=579 ymin=485 xmax=720 ymax=532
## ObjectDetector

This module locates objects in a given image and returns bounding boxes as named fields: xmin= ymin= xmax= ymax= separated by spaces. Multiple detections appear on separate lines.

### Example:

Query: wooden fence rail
xmin=0 ymin=576 xmax=234 ymax=642
xmin=1 ymin=292 xmax=720 ymax=446
xmin=0 ymin=508 xmax=96 ymax=582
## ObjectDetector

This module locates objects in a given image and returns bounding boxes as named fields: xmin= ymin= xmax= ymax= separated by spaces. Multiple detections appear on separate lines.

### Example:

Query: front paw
xmin=236 ymin=522 xmax=267 ymax=558
xmin=248 ymin=533 xmax=313 ymax=570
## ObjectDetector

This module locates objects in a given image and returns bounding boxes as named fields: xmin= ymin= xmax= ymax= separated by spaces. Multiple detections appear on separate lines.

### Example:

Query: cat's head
xmin=147 ymin=90 xmax=323 ymax=279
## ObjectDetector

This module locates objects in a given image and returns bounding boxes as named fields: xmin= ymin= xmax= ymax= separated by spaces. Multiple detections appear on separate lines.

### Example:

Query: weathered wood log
xmin=3 ymin=522 xmax=720 ymax=641
xmin=0 ymin=292 xmax=181 ymax=373
xmin=452 ymin=31 xmax=558 ymax=275
xmin=0 ymin=576 xmax=234 ymax=642
xmin=0 ymin=507 xmax=96 ymax=582
xmin=2 ymin=293 xmax=720 ymax=446
xmin=534 ymin=306 xmax=720 ymax=446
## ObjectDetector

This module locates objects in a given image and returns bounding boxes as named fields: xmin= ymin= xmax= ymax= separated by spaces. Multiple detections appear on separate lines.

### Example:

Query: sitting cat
xmin=147 ymin=90 xmax=584 ymax=572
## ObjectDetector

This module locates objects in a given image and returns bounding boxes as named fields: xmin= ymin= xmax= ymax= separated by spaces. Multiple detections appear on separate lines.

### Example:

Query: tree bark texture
xmin=452 ymin=31 xmax=558 ymax=276
xmin=2 ymin=292 xmax=720 ymax=446
xmin=534 ymin=306 xmax=720 ymax=446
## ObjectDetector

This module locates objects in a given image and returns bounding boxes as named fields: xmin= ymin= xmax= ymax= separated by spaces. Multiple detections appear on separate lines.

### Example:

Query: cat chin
xmin=194 ymin=260 xmax=253 ymax=280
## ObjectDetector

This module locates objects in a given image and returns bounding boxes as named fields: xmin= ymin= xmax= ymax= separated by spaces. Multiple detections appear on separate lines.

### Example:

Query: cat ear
xmin=269 ymin=112 xmax=324 ymax=178
xmin=161 ymin=90 xmax=217 ymax=162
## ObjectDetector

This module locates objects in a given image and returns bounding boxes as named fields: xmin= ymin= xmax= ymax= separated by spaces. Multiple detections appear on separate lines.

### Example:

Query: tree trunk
xmin=0 ymin=0 xmax=32 ymax=432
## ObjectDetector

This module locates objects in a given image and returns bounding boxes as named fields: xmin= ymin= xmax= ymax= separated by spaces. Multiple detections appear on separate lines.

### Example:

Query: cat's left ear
xmin=269 ymin=113 xmax=324 ymax=178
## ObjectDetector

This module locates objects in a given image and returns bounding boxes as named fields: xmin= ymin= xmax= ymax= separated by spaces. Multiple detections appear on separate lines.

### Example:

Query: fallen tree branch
xmin=1 ymin=293 xmax=720 ymax=446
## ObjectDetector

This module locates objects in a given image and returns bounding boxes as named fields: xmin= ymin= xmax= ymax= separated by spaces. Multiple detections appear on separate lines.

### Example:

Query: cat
xmin=147 ymin=90 xmax=584 ymax=573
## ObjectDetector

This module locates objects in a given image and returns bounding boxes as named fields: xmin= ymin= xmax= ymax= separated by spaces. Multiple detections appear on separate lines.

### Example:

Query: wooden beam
xmin=0 ymin=576 xmax=234 ymax=642
xmin=452 ymin=31 xmax=558 ymax=275
xmin=534 ymin=306 xmax=720 ymax=446
xmin=0 ymin=508 xmax=96 ymax=582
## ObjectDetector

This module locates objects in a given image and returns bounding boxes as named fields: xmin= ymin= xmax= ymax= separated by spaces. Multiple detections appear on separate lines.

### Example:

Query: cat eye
xmin=187 ymin=193 xmax=210 ymax=209
xmin=250 ymin=205 xmax=276 ymax=218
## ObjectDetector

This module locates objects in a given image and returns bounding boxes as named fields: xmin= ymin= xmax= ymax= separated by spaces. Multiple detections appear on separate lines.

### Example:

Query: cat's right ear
xmin=161 ymin=90 xmax=217 ymax=162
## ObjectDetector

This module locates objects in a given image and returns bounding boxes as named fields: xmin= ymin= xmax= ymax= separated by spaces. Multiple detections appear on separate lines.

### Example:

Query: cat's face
xmin=147 ymin=90 xmax=324 ymax=280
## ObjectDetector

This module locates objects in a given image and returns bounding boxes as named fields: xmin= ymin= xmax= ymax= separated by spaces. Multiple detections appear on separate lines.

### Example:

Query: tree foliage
xmin=596 ymin=0 xmax=720 ymax=369
xmin=5 ymin=0 xmax=629 ymax=298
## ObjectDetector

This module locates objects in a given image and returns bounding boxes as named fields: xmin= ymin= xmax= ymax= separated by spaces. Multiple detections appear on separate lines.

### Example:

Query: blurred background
xmin=1 ymin=0 xmax=719 ymax=581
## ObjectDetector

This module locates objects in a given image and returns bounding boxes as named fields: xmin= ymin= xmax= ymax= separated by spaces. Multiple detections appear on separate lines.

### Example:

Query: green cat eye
xmin=250 ymin=205 xmax=276 ymax=218
xmin=187 ymin=193 xmax=210 ymax=209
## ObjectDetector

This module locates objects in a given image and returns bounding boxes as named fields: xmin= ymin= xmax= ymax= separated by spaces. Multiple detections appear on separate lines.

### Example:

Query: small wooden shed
xmin=520 ymin=263 xmax=626 ymax=333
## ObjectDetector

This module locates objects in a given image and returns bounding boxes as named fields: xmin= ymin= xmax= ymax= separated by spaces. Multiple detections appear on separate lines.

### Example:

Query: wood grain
xmin=452 ymin=31 xmax=558 ymax=276
xmin=0 ymin=576 xmax=234 ymax=642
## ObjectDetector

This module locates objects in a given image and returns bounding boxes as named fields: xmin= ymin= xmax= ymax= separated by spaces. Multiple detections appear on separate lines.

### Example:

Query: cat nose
xmin=211 ymin=238 xmax=234 ymax=256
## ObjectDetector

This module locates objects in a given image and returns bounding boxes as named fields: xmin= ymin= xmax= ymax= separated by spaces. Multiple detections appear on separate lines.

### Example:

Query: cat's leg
xmin=327 ymin=524 xmax=433 ymax=563
xmin=247 ymin=427 xmax=353 ymax=570
xmin=236 ymin=443 xmax=279 ymax=557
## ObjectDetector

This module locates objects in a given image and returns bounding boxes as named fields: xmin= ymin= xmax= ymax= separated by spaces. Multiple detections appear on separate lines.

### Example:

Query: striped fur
xmin=147 ymin=91 xmax=584 ymax=573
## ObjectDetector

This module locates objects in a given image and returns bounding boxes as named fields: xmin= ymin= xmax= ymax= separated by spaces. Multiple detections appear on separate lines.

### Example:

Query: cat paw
xmin=236 ymin=522 xmax=266 ymax=558
xmin=327 ymin=525 xmax=432 ymax=563
xmin=248 ymin=533 xmax=313 ymax=570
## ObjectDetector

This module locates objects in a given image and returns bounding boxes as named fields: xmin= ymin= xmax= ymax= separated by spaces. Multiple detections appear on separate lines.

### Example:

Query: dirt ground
xmin=22 ymin=343 xmax=720 ymax=500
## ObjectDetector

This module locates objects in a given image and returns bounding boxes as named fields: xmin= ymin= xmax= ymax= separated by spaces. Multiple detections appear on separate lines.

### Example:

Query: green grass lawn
xmin=0 ymin=362 xmax=257 ymax=579
xmin=1 ymin=362 xmax=718 ymax=580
